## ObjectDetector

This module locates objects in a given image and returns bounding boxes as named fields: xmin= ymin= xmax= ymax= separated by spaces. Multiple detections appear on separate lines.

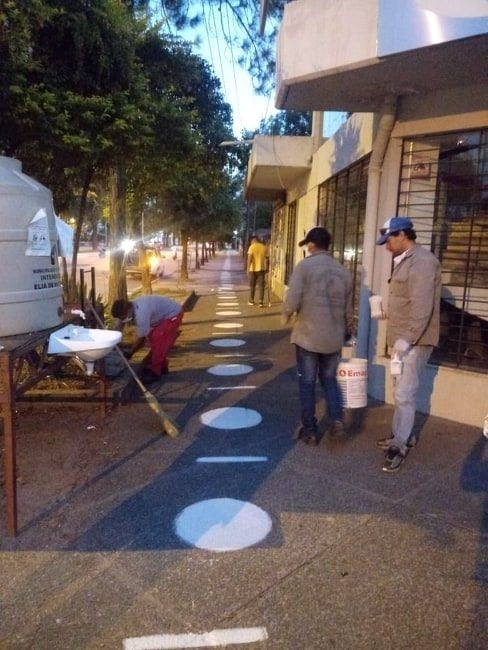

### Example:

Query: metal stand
xmin=0 ymin=267 xmax=108 ymax=537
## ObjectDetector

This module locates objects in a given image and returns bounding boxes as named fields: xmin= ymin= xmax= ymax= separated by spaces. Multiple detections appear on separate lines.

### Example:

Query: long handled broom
xmin=87 ymin=304 xmax=180 ymax=438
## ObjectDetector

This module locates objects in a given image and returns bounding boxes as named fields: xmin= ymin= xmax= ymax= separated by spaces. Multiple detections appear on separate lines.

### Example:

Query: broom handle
xmin=86 ymin=304 xmax=149 ymax=393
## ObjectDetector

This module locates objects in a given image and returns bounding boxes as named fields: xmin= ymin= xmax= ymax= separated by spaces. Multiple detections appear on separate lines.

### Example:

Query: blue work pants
xmin=295 ymin=345 xmax=343 ymax=433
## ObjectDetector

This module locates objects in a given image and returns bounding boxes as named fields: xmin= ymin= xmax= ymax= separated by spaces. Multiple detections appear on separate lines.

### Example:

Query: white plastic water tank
xmin=0 ymin=156 xmax=63 ymax=337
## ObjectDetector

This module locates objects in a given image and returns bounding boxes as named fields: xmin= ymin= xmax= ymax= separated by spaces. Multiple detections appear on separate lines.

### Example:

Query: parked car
xmin=125 ymin=245 xmax=164 ymax=278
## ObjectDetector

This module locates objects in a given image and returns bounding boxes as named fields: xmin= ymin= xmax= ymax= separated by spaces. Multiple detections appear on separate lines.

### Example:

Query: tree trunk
xmin=180 ymin=230 xmax=189 ymax=281
xmin=108 ymin=165 xmax=128 ymax=305
xmin=68 ymin=166 xmax=93 ymax=301
xmin=195 ymin=239 xmax=200 ymax=270
xmin=139 ymin=245 xmax=152 ymax=295
xmin=60 ymin=256 xmax=69 ymax=302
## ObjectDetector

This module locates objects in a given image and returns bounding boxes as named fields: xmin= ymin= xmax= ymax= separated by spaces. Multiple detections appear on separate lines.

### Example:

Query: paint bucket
xmin=337 ymin=357 xmax=368 ymax=409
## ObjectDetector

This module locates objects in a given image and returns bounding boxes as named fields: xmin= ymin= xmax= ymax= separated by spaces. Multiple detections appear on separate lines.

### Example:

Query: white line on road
xmin=196 ymin=456 xmax=268 ymax=463
xmin=206 ymin=386 xmax=256 ymax=390
xmin=123 ymin=626 xmax=269 ymax=649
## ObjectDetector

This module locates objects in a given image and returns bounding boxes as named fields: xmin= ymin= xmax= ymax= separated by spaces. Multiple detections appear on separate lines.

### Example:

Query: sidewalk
xmin=1 ymin=250 xmax=487 ymax=648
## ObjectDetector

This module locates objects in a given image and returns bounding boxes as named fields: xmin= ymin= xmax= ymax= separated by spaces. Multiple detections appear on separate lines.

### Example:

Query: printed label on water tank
xmin=25 ymin=208 xmax=51 ymax=256
xmin=32 ymin=267 xmax=60 ymax=290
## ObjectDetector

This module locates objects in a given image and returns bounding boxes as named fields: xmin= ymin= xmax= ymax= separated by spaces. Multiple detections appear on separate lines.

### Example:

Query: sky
xmin=192 ymin=25 xmax=277 ymax=137
xmin=153 ymin=2 xmax=277 ymax=137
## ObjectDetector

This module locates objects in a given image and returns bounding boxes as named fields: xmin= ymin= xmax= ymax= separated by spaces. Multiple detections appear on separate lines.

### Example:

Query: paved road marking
xmin=207 ymin=363 xmax=253 ymax=376
xmin=210 ymin=339 xmax=245 ymax=347
xmin=200 ymin=407 xmax=262 ymax=429
xmin=174 ymin=498 xmax=272 ymax=551
xmin=213 ymin=322 xmax=243 ymax=329
xmin=123 ymin=627 xmax=268 ymax=649
xmin=196 ymin=456 xmax=268 ymax=463
xmin=206 ymin=386 xmax=256 ymax=391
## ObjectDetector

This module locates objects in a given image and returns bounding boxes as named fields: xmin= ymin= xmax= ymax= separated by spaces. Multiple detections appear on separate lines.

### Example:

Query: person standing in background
xmin=247 ymin=234 xmax=268 ymax=307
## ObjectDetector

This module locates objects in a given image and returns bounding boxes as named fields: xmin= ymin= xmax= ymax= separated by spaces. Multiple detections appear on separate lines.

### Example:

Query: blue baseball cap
xmin=376 ymin=217 xmax=414 ymax=245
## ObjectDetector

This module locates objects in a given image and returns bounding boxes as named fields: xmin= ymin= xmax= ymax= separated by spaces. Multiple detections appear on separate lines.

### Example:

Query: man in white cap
xmin=376 ymin=216 xmax=441 ymax=472
xmin=282 ymin=227 xmax=353 ymax=445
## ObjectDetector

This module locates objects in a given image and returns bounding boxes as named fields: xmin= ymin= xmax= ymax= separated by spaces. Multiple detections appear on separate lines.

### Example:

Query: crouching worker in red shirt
xmin=111 ymin=295 xmax=183 ymax=384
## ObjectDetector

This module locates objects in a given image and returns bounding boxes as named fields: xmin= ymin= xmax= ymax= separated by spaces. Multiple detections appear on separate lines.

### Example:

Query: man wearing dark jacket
xmin=282 ymin=227 xmax=353 ymax=445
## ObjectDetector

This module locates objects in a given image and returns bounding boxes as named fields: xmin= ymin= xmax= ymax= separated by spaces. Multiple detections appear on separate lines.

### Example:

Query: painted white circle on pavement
xmin=207 ymin=363 xmax=253 ymax=376
xmin=217 ymin=302 xmax=239 ymax=307
xmin=210 ymin=339 xmax=246 ymax=348
xmin=213 ymin=322 xmax=243 ymax=329
xmin=216 ymin=310 xmax=242 ymax=316
xmin=200 ymin=406 xmax=262 ymax=429
xmin=174 ymin=498 xmax=272 ymax=551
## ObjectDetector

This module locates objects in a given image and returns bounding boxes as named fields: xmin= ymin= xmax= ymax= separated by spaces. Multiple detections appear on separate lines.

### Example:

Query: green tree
xmin=157 ymin=0 xmax=286 ymax=94
xmin=259 ymin=110 xmax=312 ymax=136
xmin=131 ymin=39 xmax=236 ymax=279
xmin=0 ymin=0 xmax=154 ymax=301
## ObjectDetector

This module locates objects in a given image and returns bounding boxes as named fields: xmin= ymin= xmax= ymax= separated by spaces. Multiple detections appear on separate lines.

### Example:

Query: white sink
xmin=48 ymin=324 xmax=122 ymax=362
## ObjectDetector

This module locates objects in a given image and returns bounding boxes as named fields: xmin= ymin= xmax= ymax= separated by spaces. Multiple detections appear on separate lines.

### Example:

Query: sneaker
xmin=329 ymin=420 xmax=346 ymax=438
xmin=382 ymin=447 xmax=408 ymax=473
xmin=248 ymin=300 xmax=255 ymax=306
xmin=294 ymin=425 xmax=318 ymax=446
xmin=259 ymin=303 xmax=264 ymax=308
xmin=376 ymin=436 xmax=417 ymax=450
xmin=140 ymin=369 xmax=162 ymax=385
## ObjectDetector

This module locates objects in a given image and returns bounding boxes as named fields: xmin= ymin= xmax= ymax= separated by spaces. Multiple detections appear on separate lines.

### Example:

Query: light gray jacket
xmin=387 ymin=243 xmax=441 ymax=348
xmin=283 ymin=250 xmax=353 ymax=354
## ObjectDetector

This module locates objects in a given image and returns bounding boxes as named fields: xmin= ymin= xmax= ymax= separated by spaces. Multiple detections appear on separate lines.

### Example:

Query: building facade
xmin=246 ymin=0 xmax=488 ymax=427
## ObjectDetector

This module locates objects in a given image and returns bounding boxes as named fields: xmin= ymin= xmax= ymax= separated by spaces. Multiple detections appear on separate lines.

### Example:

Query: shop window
xmin=398 ymin=129 xmax=488 ymax=372
xmin=317 ymin=157 xmax=369 ymax=328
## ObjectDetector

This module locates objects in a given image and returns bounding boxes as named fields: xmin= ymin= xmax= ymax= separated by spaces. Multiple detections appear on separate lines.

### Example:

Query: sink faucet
xmin=70 ymin=309 xmax=86 ymax=320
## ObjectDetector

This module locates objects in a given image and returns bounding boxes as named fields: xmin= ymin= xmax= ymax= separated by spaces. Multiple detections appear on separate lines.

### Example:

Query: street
xmin=0 ymin=251 xmax=487 ymax=649
xmin=73 ymin=244 xmax=184 ymax=301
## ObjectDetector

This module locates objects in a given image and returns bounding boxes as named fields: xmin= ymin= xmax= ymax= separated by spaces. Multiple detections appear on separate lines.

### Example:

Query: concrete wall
xmin=368 ymin=85 xmax=488 ymax=428
xmin=272 ymin=113 xmax=375 ymax=301
xmin=271 ymin=85 xmax=487 ymax=429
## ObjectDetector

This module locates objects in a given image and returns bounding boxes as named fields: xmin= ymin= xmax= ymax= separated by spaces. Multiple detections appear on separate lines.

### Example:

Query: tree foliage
xmin=158 ymin=0 xmax=286 ymax=94
xmin=259 ymin=110 xmax=312 ymax=136
xmin=0 ymin=0 xmax=242 ymax=297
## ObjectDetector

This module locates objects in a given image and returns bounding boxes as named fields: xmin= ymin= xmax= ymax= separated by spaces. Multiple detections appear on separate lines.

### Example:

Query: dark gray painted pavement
xmin=1 ymin=250 xmax=487 ymax=649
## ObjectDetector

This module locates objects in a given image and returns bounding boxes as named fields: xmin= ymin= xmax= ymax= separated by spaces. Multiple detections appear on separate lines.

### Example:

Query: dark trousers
xmin=295 ymin=345 xmax=343 ymax=433
xmin=249 ymin=271 xmax=266 ymax=303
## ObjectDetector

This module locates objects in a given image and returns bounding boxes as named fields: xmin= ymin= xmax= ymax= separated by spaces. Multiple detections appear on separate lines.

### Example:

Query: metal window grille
xmin=317 ymin=156 xmax=369 ymax=328
xmin=397 ymin=129 xmax=488 ymax=372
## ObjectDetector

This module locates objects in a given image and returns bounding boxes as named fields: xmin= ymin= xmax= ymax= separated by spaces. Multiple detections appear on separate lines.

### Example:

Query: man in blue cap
xmin=376 ymin=216 xmax=441 ymax=472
